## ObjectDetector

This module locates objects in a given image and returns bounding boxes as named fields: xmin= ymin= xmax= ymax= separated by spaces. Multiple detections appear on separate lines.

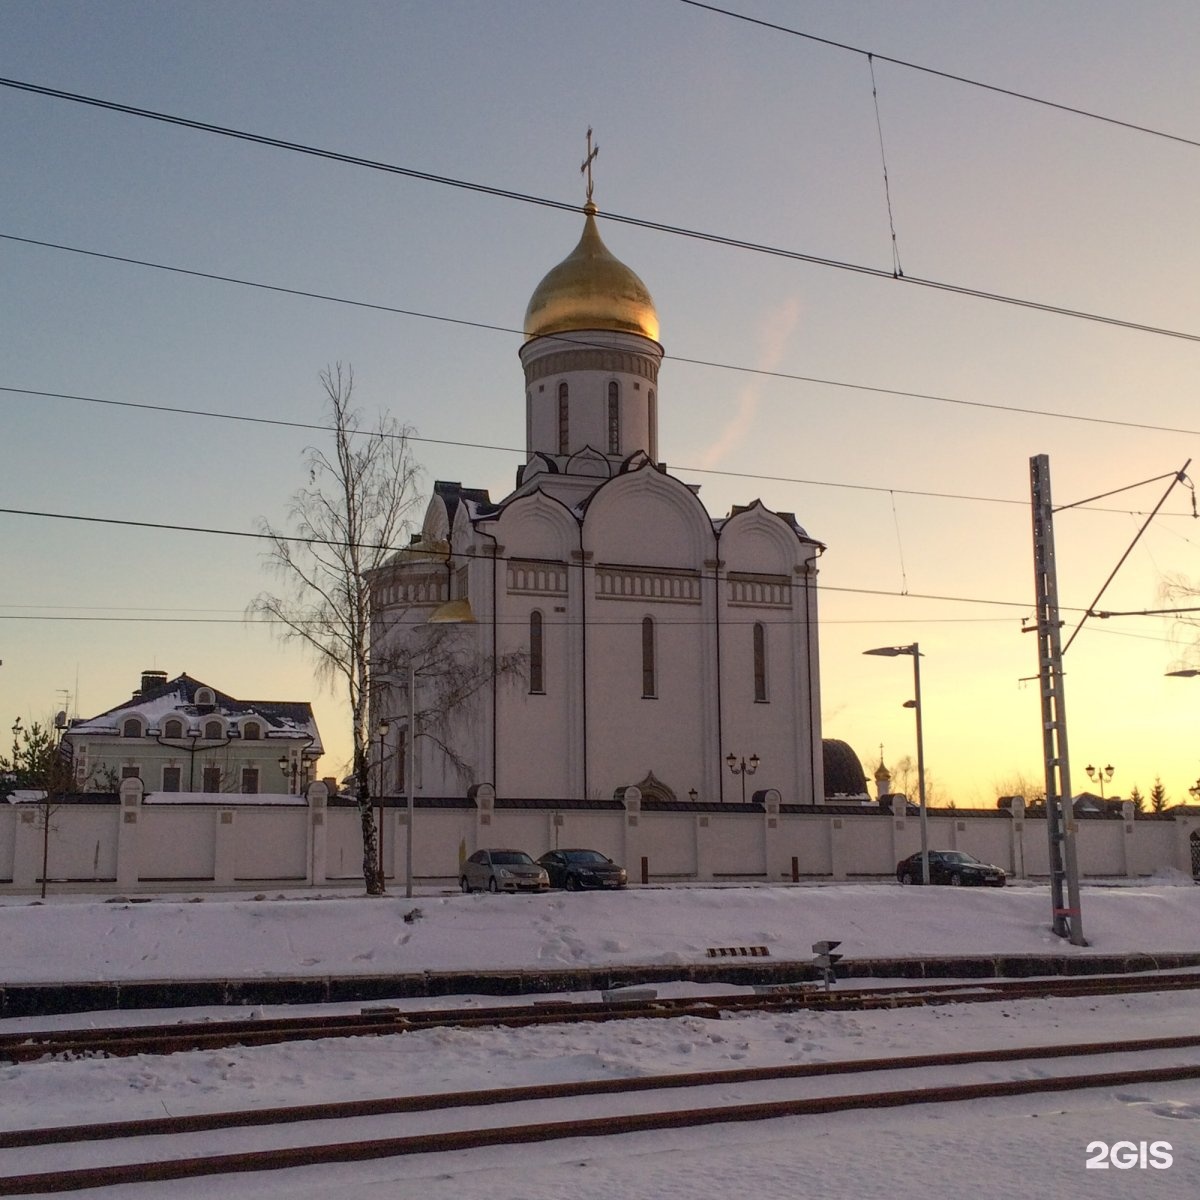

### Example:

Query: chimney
xmin=140 ymin=669 xmax=168 ymax=697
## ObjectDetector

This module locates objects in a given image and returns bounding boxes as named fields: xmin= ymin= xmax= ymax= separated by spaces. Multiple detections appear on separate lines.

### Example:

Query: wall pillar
xmin=470 ymin=783 xmax=495 ymax=857
xmin=694 ymin=814 xmax=713 ymax=881
xmin=1009 ymin=797 xmax=1026 ymax=878
xmin=307 ymin=781 xmax=328 ymax=884
xmin=618 ymin=786 xmax=644 ymax=881
xmin=12 ymin=806 xmax=39 ymax=888
xmin=1121 ymin=800 xmax=1136 ymax=877
xmin=761 ymin=789 xmax=785 ymax=880
xmin=116 ymin=778 xmax=143 ymax=888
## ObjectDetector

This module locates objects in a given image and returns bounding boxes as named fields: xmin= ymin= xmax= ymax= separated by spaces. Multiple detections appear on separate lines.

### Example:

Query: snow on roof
xmin=67 ymin=673 xmax=322 ymax=751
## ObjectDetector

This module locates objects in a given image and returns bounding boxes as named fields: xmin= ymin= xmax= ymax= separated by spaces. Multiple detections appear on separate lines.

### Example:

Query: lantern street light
xmin=725 ymin=753 xmax=760 ymax=804
xmin=863 ymin=643 xmax=929 ymax=885
xmin=1084 ymin=762 xmax=1115 ymax=799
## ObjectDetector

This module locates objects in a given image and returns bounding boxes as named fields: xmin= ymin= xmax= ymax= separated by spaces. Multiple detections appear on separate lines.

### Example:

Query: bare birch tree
xmin=250 ymin=365 xmax=421 ymax=895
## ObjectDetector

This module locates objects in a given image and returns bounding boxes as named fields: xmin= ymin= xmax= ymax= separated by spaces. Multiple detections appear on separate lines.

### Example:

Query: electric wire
xmin=4 ymin=80 xmax=1200 ymax=344
xmin=0 ymin=503 xmax=1032 ymax=614
xmin=4 ymin=383 xmax=1196 ymax=519
xmin=678 ymin=1 xmax=1200 ymax=151
xmin=8 ymin=503 xmax=1188 ymax=628
xmin=6 ymin=233 xmax=1200 ymax=442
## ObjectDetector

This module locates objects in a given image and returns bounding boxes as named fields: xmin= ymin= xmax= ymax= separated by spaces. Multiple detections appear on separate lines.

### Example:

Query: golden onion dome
xmin=523 ymin=203 xmax=659 ymax=342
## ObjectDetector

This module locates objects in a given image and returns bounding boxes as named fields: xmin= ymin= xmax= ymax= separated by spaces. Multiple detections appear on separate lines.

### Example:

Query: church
xmin=368 ymin=170 xmax=827 ymax=808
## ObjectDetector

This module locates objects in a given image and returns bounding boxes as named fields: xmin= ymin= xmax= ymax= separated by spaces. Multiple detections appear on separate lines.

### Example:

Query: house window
xmin=163 ymin=718 xmax=184 ymax=739
xmin=240 ymin=767 xmax=259 ymax=795
xmin=202 ymin=766 xmax=221 ymax=793
xmin=529 ymin=611 xmax=545 ymax=694
xmin=121 ymin=718 xmax=142 ymax=738
xmin=607 ymin=381 xmax=620 ymax=453
xmin=642 ymin=616 xmax=656 ymax=698
xmin=753 ymin=622 xmax=768 ymax=702
xmin=203 ymin=719 xmax=223 ymax=740
xmin=557 ymin=382 xmax=569 ymax=454
xmin=195 ymin=688 xmax=215 ymax=706
xmin=242 ymin=721 xmax=261 ymax=741
xmin=162 ymin=766 xmax=181 ymax=792
xmin=121 ymin=765 xmax=141 ymax=780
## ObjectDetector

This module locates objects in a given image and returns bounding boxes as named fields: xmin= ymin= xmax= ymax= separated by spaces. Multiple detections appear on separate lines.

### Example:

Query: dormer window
xmin=162 ymin=718 xmax=184 ymax=740
xmin=121 ymin=717 xmax=143 ymax=738
xmin=203 ymin=719 xmax=223 ymax=740
xmin=242 ymin=721 xmax=262 ymax=741
xmin=195 ymin=688 xmax=215 ymax=707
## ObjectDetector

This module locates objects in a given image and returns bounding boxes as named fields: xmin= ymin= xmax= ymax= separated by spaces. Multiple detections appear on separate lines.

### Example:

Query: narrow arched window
xmin=607 ymin=381 xmax=620 ymax=453
xmin=529 ymin=611 xmax=545 ymax=694
xmin=203 ymin=719 xmax=223 ymax=740
xmin=242 ymin=721 xmax=261 ymax=741
xmin=121 ymin=718 xmax=141 ymax=738
xmin=557 ymin=382 xmax=569 ymax=454
xmin=162 ymin=718 xmax=184 ymax=739
xmin=753 ymin=622 xmax=768 ymax=702
xmin=648 ymin=389 xmax=657 ymax=460
xmin=642 ymin=616 xmax=657 ymax=698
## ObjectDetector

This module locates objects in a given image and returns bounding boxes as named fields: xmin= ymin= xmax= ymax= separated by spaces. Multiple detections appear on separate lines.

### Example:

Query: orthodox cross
xmin=580 ymin=127 xmax=599 ymax=204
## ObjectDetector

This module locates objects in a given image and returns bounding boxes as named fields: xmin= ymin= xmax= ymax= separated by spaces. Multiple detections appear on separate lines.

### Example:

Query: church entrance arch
xmin=635 ymin=771 xmax=677 ymax=803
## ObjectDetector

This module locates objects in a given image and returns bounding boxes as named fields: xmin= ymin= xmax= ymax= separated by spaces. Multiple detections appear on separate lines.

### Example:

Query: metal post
xmin=405 ymin=660 xmax=415 ymax=900
xmin=911 ymin=645 xmax=929 ymax=885
xmin=1030 ymin=454 xmax=1085 ymax=945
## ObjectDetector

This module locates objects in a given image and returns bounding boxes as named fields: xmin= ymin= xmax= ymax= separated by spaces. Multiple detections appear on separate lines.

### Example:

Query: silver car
xmin=461 ymin=848 xmax=550 ymax=893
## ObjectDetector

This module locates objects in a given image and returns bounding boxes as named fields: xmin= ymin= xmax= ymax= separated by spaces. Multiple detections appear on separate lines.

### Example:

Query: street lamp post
xmin=725 ymin=753 xmax=760 ymax=804
xmin=1084 ymin=762 xmax=1115 ymax=799
xmin=864 ymin=643 xmax=929 ymax=885
xmin=277 ymin=753 xmax=299 ymax=794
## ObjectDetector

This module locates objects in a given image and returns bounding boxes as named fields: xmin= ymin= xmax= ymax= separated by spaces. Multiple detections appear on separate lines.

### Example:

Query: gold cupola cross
xmin=581 ymin=127 xmax=599 ymax=205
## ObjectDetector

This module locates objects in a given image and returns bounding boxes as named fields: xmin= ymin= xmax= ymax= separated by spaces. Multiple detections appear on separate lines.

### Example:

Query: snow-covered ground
xmin=3 ymin=879 xmax=1199 ymax=1199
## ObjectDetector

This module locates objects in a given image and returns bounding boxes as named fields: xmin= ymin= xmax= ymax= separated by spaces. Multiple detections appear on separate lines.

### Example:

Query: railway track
xmin=2 ymin=1032 xmax=1199 ymax=1194
xmin=4 ymin=969 xmax=1200 ymax=1063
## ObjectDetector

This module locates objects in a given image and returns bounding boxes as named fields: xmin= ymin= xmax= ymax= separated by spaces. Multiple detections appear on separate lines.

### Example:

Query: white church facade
xmin=368 ymin=192 xmax=826 ymax=807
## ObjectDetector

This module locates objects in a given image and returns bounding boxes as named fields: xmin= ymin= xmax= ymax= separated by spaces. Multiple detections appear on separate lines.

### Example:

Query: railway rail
xmin=2 ymin=1032 xmax=1199 ymax=1194
xmin=4 ymin=969 xmax=1200 ymax=1063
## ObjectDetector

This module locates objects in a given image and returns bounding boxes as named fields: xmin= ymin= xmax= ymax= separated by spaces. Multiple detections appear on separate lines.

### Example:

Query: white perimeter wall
xmin=2 ymin=786 xmax=1198 ymax=893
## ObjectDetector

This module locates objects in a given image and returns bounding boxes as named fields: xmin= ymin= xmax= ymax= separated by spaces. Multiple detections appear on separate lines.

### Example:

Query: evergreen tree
xmin=1150 ymin=777 xmax=1168 ymax=813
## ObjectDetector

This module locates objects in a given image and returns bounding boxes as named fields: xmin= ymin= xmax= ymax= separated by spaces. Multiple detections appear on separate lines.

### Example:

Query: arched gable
xmin=516 ymin=452 xmax=560 ymax=488
xmin=420 ymin=493 xmax=452 ymax=544
xmin=490 ymin=488 xmax=579 ymax=561
xmin=565 ymin=445 xmax=612 ymax=478
xmin=581 ymin=462 xmax=716 ymax=568
xmin=719 ymin=500 xmax=815 ymax=575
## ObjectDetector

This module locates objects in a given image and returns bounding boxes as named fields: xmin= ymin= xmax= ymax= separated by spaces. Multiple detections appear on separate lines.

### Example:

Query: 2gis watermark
xmin=1086 ymin=1141 xmax=1173 ymax=1170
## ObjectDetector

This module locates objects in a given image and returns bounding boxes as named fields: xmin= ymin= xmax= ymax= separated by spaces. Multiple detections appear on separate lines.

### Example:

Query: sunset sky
xmin=3 ymin=1 xmax=1200 ymax=807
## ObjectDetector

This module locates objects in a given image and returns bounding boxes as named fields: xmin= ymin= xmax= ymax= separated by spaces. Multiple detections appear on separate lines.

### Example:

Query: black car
xmin=537 ymin=848 xmax=628 ymax=890
xmin=896 ymin=850 xmax=1006 ymax=887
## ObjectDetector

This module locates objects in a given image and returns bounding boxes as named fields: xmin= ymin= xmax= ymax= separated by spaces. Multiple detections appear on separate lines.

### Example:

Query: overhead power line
xmin=678 ymin=1 xmax=1200 ymax=150
xmin=7 ymin=233 xmax=1200 ymax=442
xmin=0 ymin=502 xmax=1035 ymax=613
xmin=4 ymin=385 xmax=1196 ymax=518
xmin=4 ymin=78 xmax=1200 ymax=344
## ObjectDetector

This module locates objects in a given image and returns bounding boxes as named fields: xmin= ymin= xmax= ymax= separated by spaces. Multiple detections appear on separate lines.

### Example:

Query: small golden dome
xmin=524 ymin=204 xmax=659 ymax=343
